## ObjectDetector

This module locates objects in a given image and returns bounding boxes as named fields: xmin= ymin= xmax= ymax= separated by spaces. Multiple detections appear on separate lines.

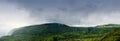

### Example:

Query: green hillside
xmin=0 ymin=23 xmax=120 ymax=41
xmin=99 ymin=28 xmax=120 ymax=41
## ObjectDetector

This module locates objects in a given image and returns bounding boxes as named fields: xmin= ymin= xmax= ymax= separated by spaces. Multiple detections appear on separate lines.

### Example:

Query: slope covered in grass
xmin=0 ymin=23 xmax=120 ymax=41
xmin=99 ymin=28 xmax=120 ymax=41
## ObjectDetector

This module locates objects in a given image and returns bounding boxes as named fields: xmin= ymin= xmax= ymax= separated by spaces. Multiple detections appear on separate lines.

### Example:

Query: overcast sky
xmin=0 ymin=0 xmax=120 ymax=36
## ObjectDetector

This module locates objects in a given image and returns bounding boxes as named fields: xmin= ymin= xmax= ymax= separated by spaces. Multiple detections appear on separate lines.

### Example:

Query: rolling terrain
xmin=0 ymin=23 xmax=120 ymax=41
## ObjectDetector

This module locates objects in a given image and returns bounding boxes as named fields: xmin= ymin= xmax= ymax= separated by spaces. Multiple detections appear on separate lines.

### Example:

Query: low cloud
xmin=8 ymin=0 xmax=120 ymax=26
xmin=0 ymin=0 xmax=120 ymax=36
xmin=0 ymin=1 xmax=32 ymax=36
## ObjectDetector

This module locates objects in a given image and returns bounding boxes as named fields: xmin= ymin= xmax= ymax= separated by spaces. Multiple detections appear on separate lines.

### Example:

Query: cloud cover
xmin=0 ymin=0 xmax=120 ymax=36
xmin=8 ymin=0 xmax=120 ymax=26
xmin=0 ymin=0 xmax=32 ymax=36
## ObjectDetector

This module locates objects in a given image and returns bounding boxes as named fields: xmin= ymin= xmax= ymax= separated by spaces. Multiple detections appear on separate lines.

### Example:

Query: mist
xmin=0 ymin=0 xmax=120 ymax=37
xmin=0 ymin=0 xmax=32 ymax=37
xmin=8 ymin=0 xmax=120 ymax=26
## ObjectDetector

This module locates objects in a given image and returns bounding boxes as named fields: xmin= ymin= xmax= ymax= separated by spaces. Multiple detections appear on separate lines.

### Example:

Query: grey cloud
xmin=7 ymin=0 xmax=120 ymax=26
xmin=0 ymin=0 xmax=33 ymax=37
xmin=0 ymin=0 xmax=120 ymax=37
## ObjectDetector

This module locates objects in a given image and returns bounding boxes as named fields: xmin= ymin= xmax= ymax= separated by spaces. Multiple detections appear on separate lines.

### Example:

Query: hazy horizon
xmin=0 ymin=0 xmax=120 ymax=37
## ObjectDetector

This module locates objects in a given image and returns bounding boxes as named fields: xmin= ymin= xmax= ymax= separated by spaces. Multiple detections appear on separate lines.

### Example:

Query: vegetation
xmin=99 ymin=28 xmax=120 ymax=41
xmin=0 ymin=23 xmax=120 ymax=41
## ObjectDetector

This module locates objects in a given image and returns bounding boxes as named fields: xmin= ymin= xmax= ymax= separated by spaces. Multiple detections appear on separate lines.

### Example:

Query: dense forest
xmin=0 ymin=23 xmax=120 ymax=41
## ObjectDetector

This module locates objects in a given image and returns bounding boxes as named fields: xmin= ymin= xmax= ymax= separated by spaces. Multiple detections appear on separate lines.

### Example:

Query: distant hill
xmin=12 ymin=23 xmax=70 ymax=35
xmin=0 ymin=23 xmax=120 ymax=41
xmin=96 ymin=24 xmax=120 ymax=28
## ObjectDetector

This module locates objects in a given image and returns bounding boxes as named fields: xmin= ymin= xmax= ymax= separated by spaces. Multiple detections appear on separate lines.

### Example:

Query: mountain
xmin=96 ymin=24 xmax=120 ymax=28
xmin=0 ymin=23 xmax=82 ymax=41
xmin=12 ymin=23 xmax=71 ymax=35
xmin=0 ymin=23 xmax=120 ymax=41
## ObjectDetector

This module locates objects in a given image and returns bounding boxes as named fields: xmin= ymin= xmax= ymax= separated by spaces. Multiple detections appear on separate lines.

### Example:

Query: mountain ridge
xmin=0 ymin=23 xmax=120 ymax=41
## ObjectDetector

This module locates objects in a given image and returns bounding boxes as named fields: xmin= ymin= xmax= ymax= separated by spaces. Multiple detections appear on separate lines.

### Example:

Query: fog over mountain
xmin=0 ymin=0 xmax=120 ymax=36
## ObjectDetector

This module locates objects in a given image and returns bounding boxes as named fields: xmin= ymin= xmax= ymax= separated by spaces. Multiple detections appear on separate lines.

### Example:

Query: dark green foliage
xmin=12 ymin=23 xmax=70 ymax=35
xmin=100 ymin=28 xmax=120 ymax=41
xmin=0 ymin=23 xmax=120 ymax=41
